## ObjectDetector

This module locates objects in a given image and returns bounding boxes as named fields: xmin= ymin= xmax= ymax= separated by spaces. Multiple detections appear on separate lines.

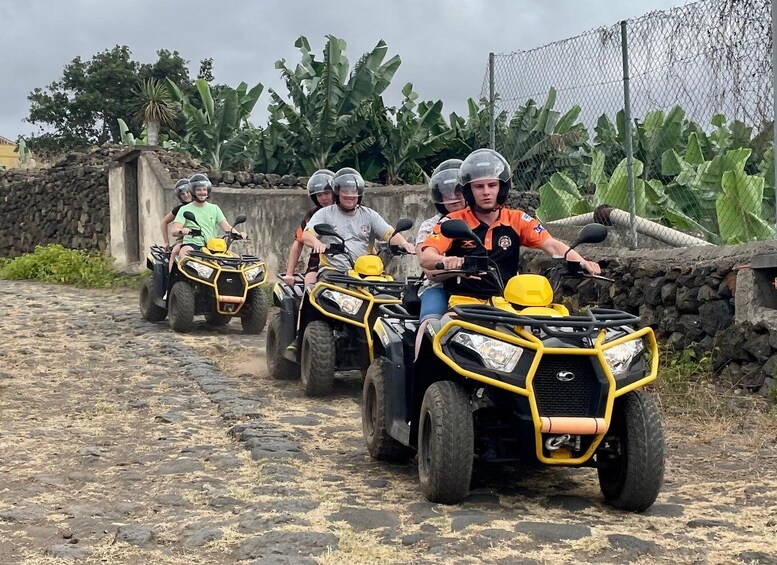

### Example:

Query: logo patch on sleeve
xmin=533 ymin=225 xmax=546 ymax=234
xmin=522 ymin=212 xmax=533 ymax=221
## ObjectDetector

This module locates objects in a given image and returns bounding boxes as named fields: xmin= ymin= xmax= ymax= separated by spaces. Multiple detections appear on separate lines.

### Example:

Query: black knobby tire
xmin=168 ymin=282 xmax=196 ymax=333
xmin=265 ymin=313 xmax=300 ymax=380
xmin=205 ymin=312 xmax=232 ymax=326
xmin=417 ymin=380 xmax=474 ymax=504
xmin=597 ymin=390 xmax=665 ymax=512
xmin=139 ymin=276 xmax=167 ymax=322
xmin=363 ymin=358 xmax=412 ymax=462
xmin=300 ymin=320 xmax=335 ymax=396
xmin=241 ymin=288 xmax=268 ymax=334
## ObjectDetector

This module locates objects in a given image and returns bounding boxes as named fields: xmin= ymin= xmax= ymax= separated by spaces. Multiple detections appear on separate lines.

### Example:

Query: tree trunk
xmin=146 ymin=120 xmax=160 ymax=146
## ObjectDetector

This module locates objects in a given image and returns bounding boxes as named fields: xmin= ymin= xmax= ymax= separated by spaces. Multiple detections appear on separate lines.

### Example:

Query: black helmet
xmin=458 ymin=149 xmax=511 ymax=208
xmin=174 ymin=178 xmax=191 ymax=204
xmin=332 ymin=167 xmax=365 ymax=208
xmin=307 ymin=169 xmax=335 ymax=207
xmin=189 ymin=173 xmax=212 ymax=200
xmin=430 ymin=159 xmax=463 ymax=215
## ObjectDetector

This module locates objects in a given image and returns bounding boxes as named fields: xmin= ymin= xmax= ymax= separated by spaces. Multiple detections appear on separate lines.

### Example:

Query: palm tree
xmin=134 ymin=78 xmax=177 ymax=146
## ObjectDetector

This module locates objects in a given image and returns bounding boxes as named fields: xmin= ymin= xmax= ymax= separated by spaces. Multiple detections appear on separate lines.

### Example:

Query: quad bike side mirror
xmin=233 ymin=214 xmax=247 ymax=226
xmin=393 ymin=218 xmax=413 ymax=234
xmin=314 ymin=223 xmax=340 ymax=239
xmin=440 ymin=219 xmax=485 ymax=249
xmin=183 ymin=211 xmax=199 ymax=225
xmin=564 ymin=223 xmax=608 ymax=260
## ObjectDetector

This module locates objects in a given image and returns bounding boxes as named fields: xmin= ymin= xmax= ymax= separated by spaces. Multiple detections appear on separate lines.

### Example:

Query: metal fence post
xmin=620 ymin=21 xmax=638 ymax=249
xmin=773 ymin=0 xmax=777 ymax=235
xmin=489 ymin=52 xmax=496 ymax=150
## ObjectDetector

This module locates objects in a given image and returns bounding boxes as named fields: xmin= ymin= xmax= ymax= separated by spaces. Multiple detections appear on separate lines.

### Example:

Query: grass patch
xmin=0 ymin=244 xmax=142 ymax=288
xmin=654 ymin=347 xmax=777 ymax=424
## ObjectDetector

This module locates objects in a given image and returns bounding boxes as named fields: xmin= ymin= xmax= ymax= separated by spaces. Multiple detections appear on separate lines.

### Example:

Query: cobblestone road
xmin=1 ymin=280 xmax=776 ymax=564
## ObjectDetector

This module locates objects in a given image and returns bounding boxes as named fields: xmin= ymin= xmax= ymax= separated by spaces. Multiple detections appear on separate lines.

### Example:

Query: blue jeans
xmin=419 ymin=287 xmax=449 ymax=322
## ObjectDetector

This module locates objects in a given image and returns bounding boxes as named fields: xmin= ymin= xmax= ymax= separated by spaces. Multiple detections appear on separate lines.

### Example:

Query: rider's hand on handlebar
xmin=581 ymin=259 xmax=601 ymax=276
xmin=312 ymin=240 xmax=328 ymax=254
xmin=437 ymin=256 xmax=464 ymax=270
xmin=283 ymin=273 xmax=296 ymax=286
xmin=400 ymin=242 xmax=416 ymax=255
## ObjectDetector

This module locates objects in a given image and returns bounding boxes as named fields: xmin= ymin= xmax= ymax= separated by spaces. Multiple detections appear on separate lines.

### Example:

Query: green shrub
xmin=0 ymin=244 xmax=134 ymax=288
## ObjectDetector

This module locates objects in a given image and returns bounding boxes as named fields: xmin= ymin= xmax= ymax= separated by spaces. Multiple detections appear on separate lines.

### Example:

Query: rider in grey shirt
xmin=303 ymin=168 xmax=415 ymax=274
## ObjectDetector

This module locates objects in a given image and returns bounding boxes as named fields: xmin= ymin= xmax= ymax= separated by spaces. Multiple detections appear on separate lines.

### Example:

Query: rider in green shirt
xmin=171 ymin=173 xmax=246 ymax=259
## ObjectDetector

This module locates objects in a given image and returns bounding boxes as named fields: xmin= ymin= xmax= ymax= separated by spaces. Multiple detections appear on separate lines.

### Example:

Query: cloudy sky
xmin=0 ymin=0 xmax=686 ymax=141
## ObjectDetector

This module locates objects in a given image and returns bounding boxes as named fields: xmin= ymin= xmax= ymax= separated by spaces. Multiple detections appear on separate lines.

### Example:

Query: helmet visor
xmin=190 ymin=179 xmax=211 ymax=190
xmin=430 ymin=170 xmax=462 ymax=203
xmin=461 ymin=158 xmax=506 ymax=185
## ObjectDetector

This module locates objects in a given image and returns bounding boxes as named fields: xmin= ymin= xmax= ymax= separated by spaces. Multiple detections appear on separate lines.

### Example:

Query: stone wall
xmin=0 ymin=148 xmax=117 ymax=257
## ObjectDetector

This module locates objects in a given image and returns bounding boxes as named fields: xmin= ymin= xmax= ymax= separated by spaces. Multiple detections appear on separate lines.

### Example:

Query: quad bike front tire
xmin=241 ymin=288 xmax=268 ymax=334
xmin=418 ymin=381 xmax=474 ymax=504
xmin=168 ymin=282 xmax=196 ymax=333
xmin=363 ymin=357 xmax=412 ymax=462
xmin=265 ymin=313 xmax=300 ymax=380
xmin=300 ymin=320 xmax=335 ymax=396
xmin=139 ymin=276 xmax=167 ymax=322
xmin=597 ymin=390 xmax=665 ymax=512
xmin=205 ymin=312 xmax=232 ymax=326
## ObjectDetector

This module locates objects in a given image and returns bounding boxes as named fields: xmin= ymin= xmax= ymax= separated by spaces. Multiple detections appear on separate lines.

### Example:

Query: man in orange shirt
xmin=419 ymin=148 xmax=600 ymax=304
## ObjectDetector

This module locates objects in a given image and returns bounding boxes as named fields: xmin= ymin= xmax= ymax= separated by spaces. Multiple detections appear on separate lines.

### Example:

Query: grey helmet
xmin=188 ymin=173 xmax=212 ymax=200
xmin=429 ymin=159 xmax=463 ymax=214
xmin=307 ymin=169 xmax=335 ymax=207
xmin=174 ymin=178 xmax=191 ymax=204
xmin=332 ymin=167 xmax=365 ymax=207
xmin=458 ymin=149 xmax=511 ymax=208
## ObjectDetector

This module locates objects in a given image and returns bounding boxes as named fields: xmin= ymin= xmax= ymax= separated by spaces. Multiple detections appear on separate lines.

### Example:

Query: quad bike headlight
xmin=450 ymin=331 xmax=523 ymax=373
xmin=322 ymin=289 xmax=363 ymax=316
xmin=603 ymin=338 xmax=645 ymax=377
xmin=245 ymin=265 xmax=264 ymax=281
xmin=188 ymin=262 xmax=214 ymax=279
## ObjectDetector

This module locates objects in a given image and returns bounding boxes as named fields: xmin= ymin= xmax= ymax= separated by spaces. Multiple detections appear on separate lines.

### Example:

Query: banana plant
xmin=166 ymin=78 xmax=263 ymax=170
xmin=499 ymin=88 xmax=589 ymax=191
xmin=269 ymin=35 xmax=401 ymax=174
xmin=361 ymin=83 xmax=456 ymax=184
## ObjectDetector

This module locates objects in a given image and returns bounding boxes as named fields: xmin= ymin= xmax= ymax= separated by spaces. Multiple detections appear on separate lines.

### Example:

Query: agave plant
xmin=134 ymin=78 xmax=177 ymax=146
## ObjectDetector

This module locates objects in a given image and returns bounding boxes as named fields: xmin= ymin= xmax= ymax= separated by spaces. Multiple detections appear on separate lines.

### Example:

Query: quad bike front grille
xmin=215 ymin=270 xmax=246 ymax=299
xmin=531 ymin=355 xmax=601 ymax=418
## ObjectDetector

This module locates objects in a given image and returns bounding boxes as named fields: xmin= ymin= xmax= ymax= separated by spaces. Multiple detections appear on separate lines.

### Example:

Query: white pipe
xmin=544 ymin=210 xmax=712 ymax=247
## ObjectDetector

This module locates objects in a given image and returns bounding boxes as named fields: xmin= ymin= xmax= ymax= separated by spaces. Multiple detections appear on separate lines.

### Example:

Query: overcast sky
xmin=0 ymin=0 xmax=687 ymax=141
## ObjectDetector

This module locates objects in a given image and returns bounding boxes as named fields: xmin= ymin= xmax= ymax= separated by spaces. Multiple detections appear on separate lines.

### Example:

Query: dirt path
xmin=1 ymin=280 xmax=776 ymax=564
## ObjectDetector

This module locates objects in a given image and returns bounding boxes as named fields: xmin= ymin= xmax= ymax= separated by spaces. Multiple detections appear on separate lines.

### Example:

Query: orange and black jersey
xmin=294 ymin=207 xmax=320 ymax=273
xmin=420 ymin=207 xmax=551 ymax=298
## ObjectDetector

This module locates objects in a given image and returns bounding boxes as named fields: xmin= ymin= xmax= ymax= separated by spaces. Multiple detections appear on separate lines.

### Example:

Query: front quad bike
xmin=162 ymin=213 xmax=269 ymax=334
xmin=364 ymin=221 xmax=665 ymax=511
xmin=271 ymin=219 xmax=414 ymax=397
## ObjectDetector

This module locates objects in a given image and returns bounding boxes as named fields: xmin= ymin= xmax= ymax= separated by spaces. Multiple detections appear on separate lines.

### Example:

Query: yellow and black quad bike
xmin=265 ymin=218 xmax=415 ymax=396
xmin=362 ymin=221 xmax=665 ymax=512
xmin=140 ymin=212 xmax=268 ymax=334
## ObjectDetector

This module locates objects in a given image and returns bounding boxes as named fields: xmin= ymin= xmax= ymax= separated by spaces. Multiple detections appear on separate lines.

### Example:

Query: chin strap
xmin=472 ymin=203 xmax=503 ymax=214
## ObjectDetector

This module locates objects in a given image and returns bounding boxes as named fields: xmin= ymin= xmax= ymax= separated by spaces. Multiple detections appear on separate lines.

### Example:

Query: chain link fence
xmin=481 ymin=0 xmax=774 ymax=248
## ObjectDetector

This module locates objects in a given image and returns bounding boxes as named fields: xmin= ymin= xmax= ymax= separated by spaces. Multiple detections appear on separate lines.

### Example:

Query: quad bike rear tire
xmin=168 ymin=282 xmax=196 ymax=333
xmin=363 ymin=357 xmax=412 ymax=462
xmin=266 ymin=313 xmax=300 ymax=380
xmin=205 ymin=312 xmax=231 ymax=326
xmin=300 ymin=320 xmax=335 ymax=396
xmin=139 ymin=276 xmax=167 ymax=322
xmin=597 ymin=390 xmax=665 ymax=512
xmin=418 ymin=380 xmax=473 ymax=504
xmin=241 ymin=288 xmax=268 ymax=334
